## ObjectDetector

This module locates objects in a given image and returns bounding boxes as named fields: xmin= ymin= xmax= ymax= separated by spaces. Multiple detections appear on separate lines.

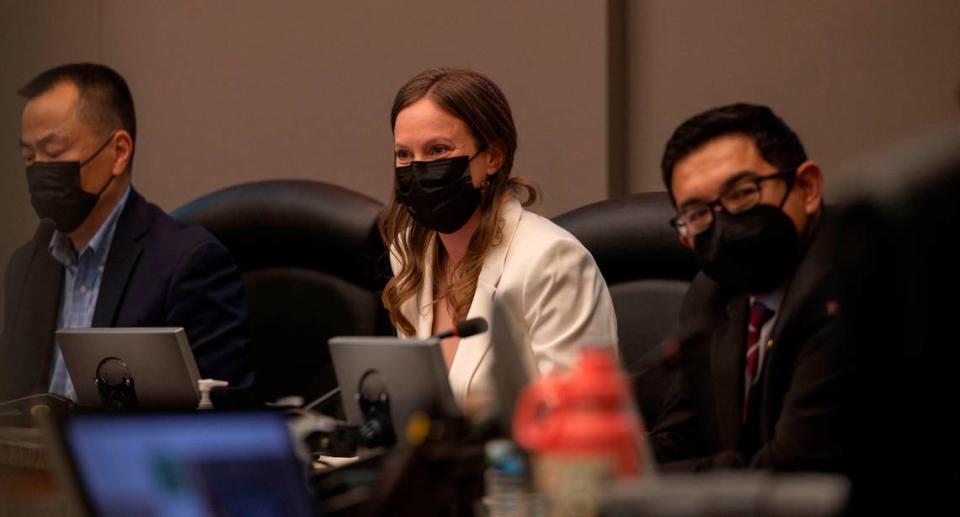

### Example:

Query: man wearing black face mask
xmin=0 ymin=63 xmax=253 ymax=406
xmin=649 ymin=104 xmax=853 ymax=473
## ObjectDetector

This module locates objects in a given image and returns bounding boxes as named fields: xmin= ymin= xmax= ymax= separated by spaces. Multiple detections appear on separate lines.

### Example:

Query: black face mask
xmin=25 ymin=135 xmax=115 ymax=233
xmin=394 ymin=152 xmax=482 ymax=234
xmin=693 ymin=204 xmax=801 ymax=294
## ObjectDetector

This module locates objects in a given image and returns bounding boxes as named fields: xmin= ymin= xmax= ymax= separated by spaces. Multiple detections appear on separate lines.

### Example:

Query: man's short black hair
xmin=19 ymin=63 xmax=137 ymax=147
xmin=661 ymin=103 xmax=807 ymax=202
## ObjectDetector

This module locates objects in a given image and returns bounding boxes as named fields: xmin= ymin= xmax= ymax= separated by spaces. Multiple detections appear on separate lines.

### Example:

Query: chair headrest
xmin=552 ymin=192 xmax=698 ymax=284
xmin=172 ymin=180 xmax=387 ymax=290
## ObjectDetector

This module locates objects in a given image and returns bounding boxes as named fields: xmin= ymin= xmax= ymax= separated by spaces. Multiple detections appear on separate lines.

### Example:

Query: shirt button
xmin=79 ymin=286 xmax=87 ymax=293
xmin=98 ymin=266 xmax=105 ymax=273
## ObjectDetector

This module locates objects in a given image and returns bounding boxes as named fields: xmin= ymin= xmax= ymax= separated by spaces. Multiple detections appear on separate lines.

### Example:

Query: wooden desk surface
xmin=0 ymin=426 xmax=67 ymax=516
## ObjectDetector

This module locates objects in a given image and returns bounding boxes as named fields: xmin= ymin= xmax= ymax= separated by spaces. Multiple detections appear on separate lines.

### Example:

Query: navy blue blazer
xmin=0 ymin=189 xmax=254 ymax=404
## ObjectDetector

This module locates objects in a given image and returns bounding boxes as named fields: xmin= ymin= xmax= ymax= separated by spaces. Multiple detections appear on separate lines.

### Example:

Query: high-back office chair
xmin=553 ymin=192 xmax=699 ymax=425
xmin=173 ymin=180 xmax=390 ymax=406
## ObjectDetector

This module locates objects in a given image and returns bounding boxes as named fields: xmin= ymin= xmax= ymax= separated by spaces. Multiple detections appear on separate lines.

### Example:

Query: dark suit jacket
xmin=650 ymin=215 xmax=853 ymax=472
xmin=0 ymin=189 xmax=254 ymax=404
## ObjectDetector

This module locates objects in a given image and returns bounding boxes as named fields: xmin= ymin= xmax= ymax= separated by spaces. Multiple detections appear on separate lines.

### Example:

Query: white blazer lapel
xmin=448 ymin=198 xmax=524 ymax=403
xmin=395 ymin=234 xmax=436 ymax=338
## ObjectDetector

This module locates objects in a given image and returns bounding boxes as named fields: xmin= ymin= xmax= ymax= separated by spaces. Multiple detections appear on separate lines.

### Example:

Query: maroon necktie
xmin=743 ymin=300 xmax=774 ymax=423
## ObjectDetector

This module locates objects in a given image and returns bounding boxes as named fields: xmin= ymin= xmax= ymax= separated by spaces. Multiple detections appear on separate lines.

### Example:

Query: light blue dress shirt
xmin=47 ymin=187 xmax=131 ymax=400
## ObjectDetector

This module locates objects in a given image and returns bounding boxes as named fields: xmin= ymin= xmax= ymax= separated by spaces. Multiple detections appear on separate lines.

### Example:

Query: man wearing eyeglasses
xmin=649 ymin=103 xmax=852 ymax=473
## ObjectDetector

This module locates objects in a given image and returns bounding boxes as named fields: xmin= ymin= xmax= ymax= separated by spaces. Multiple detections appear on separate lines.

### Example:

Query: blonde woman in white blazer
xmin=380 ymin=68 xmax=618 ymax=413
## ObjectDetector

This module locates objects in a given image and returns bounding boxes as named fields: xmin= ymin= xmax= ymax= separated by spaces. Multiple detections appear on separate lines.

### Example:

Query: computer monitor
xmin=52 ymin=411 xmax=316 ymax=517
xmin=487 ymin=296 xmax=534 ymax=435
xmin=56 ymin=327 xmax=200 ymax=409
xmin=328 ymin=336 xmax=459 ymax=434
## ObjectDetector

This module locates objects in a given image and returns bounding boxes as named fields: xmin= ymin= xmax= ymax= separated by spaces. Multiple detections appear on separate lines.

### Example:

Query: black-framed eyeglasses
xmin=669 ymin=169 xmax=796 ymax=238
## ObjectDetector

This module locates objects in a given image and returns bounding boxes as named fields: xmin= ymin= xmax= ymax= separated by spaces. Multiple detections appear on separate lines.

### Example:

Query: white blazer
xmin=391 ymin=197 xmax=619 ymax=410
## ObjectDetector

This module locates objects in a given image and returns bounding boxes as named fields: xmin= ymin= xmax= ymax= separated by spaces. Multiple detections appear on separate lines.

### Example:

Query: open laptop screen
xmin=328 ymin=336 xmax=459 ymax=429
xmin=63 ymin=412 xmax=316 ymax=517
xmin=56 ymin=327 xmax=201 ymax=409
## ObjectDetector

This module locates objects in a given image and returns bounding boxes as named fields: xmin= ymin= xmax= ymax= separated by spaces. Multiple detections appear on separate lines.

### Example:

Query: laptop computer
xmin=56 ymin=327 xmax=201 ymax=409
xmin=45 ymin=411 xmax=318 ymax=517
xmin=328 ymin=336 xmax=459 ymax=437
xmin=487 ymin=296 xmax=535 ymax=436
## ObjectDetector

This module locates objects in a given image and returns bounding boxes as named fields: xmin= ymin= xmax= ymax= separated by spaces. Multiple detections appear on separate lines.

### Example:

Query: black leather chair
xmin=553 ymin=192 xmax=699 ymax=425
xmin=173 ymin=180 xmax=390 ymax=406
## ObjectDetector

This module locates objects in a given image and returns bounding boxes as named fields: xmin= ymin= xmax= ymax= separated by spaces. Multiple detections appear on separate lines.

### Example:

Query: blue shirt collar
xmin=48 ymin=187 xmax=132 ymax=268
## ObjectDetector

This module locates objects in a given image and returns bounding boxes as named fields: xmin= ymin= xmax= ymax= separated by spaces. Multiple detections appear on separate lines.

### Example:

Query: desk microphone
xmin=432 ymin=317 xmax=488 ymax=340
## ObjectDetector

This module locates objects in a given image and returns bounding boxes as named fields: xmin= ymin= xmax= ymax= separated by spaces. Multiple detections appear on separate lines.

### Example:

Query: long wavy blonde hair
xmin=380 ymin=68 xmax=538 ymax=336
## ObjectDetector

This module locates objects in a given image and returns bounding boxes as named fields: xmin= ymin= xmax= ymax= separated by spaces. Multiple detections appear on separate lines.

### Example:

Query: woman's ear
xmin=484 ymin=143 xmax=505 ymax=175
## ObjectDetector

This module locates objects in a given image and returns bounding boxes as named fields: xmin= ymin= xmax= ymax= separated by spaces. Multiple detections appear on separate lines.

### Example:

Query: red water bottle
xmin=513 ymin=346 xmax=647 ymax=515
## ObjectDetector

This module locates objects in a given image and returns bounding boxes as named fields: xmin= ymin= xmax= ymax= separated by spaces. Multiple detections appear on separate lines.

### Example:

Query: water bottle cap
xmin=485 ymin=439 xmax=527 ymax=476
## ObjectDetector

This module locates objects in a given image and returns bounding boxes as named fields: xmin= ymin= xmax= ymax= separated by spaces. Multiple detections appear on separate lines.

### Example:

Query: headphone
xmin=94 ymin=356 xmax=139 ymax=411
xmin=356 ymin=369 xmax=396 ymax=448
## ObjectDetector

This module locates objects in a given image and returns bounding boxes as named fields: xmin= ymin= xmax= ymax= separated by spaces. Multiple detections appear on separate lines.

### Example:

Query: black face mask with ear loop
xmin=693 ymin=205 xmax=801 ymax=294
xmin=25 ymin=134 xmax=116 ymax=233
xmin=394 ymin=150 xmax=484 ymax=234
xmin=692 ymin=181 xmax=803 ymax=295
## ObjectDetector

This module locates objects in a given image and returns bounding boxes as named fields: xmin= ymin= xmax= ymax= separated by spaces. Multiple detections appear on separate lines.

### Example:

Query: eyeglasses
xmin=669 ymin=169 xmax=795 ymax=238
